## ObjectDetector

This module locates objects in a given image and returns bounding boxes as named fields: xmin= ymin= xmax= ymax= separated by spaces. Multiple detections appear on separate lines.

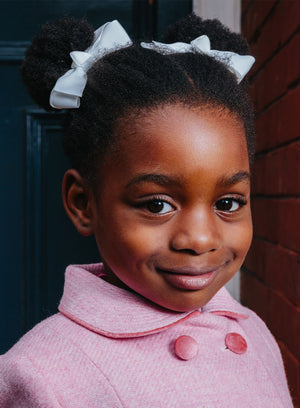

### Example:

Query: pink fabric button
xmin=225 ymin=332 xmax=247 ymax=354
xmin=174 ymin=335 xmax=198 ymax=360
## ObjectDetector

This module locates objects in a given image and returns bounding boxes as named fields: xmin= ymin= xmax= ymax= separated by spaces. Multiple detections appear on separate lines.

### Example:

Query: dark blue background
xmin=0 ymin=0 xmax=191 ymax=354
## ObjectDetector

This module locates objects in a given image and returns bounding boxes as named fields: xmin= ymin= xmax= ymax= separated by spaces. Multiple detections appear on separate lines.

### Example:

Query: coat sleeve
xmin=0 ymin=354 xmax=62 ymax=408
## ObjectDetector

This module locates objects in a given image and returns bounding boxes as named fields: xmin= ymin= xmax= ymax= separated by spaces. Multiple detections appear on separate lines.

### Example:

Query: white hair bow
xmin=50 ymin=20 xmax=255 ymax=110
xmin=141 ymin=35 xmax=255 ymax=84
xmin=50 ymin=20 xmax=132 ymax=109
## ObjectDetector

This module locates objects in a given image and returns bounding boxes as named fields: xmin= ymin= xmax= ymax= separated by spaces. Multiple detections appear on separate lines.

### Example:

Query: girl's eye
xmin=215 ymin=198 xmax=246 ymax=212
xmin=145 ymin=200 xmax=173 ymax=214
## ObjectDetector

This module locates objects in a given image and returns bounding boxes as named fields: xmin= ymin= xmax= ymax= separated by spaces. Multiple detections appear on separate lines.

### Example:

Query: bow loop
xmin=191 ymin=35 xmax=211 ymax=53
xmin=88 ymin=20 xmax=132 ymax=57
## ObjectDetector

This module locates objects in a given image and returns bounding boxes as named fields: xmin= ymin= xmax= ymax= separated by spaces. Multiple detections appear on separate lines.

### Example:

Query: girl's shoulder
xmin=239 ymin=305 xmax=290 ymax=388
xmin=0 ymin=312 xmax=123 ymax=408
xmin=0 ymin=314 xmax=64 ymax=407
xmin=240 ymin=305 xmax=280 ymax=352
xmin=2 ymin=313 xmax=70 ymax=357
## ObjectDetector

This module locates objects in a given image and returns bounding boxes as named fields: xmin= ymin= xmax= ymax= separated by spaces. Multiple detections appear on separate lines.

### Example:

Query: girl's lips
xmin=158 ymin=267 xmax=220 ymax=291
xmin=158 ymin=265 xmax=224 ymax=275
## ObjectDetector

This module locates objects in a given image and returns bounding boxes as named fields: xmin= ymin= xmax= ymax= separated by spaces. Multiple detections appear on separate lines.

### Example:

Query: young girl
xmin=0 ymin=13 xmax=293 ymax=407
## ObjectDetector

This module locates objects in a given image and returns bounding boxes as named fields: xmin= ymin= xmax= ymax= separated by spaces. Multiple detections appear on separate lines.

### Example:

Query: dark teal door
xmin=0 ymin=0 xmax=191 ymax=354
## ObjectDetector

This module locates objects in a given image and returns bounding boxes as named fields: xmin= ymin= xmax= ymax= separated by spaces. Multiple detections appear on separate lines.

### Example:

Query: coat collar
xmin=58 ymin=263 xmax=249 ymax=339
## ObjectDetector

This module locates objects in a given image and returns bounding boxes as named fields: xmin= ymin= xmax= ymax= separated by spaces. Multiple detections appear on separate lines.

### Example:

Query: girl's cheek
xmin=218 ymin=213 xmax=252 ymax=256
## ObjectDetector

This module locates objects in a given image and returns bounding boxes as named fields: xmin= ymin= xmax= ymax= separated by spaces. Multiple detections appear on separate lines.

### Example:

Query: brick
xmin=293 ymin=395 xmax=300 ymax=408
xmin=267 ymin=290 xmax=285 ymax=339
xmin=240 ymin=270 xmax=269 ymax=321
xmin=244 ymin=240 xmax=300 ymax=305
xmin=252 ymin=141 xmax=300 ymax=195
xmin=282 ymin=249 xmax=300 ymax=307
xmin=278 ymin=341 xmax=300 ymax=405
xmin=255 ymin=86 xmax=300 ymax=152
xmin=276 ymin=200 xmax=300 ymax=252
xmin=242 ymin=0 xmax=276 ymax=42
xmin=242 ymin=0 xmax=252 ymax=16
xmin=252 ymin=198 xmax=300 ymax=252
xmin=245 ymin=239 xmax=282 ymax=290
xmin=279 ymin=0 xmax=300 ymax=44
xmin=275 ymin=247 xmax=300 ymax=306
xmin=250 ymin=200 xmax=270 ymax=239
xmin=244 ymin=238 xmax=269 ymax=282
xmin=252 ymin=33 xmax=300 ymax=112
xmin=274 ymin=86 xmax=300 ymax=146
xmin=268 ymin=290 xmax=300 ymax=361
xmin=250 ymin=0 xmax=300 ymax=74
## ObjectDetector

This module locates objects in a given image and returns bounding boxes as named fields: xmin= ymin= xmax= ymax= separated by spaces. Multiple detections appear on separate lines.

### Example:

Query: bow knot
xmin=70 ymin=51 xmax=94 ymax=70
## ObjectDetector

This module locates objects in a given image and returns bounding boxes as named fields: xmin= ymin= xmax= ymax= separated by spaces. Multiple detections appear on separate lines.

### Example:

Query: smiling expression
xmin=89 ymin=104 xmax=253 ymax=312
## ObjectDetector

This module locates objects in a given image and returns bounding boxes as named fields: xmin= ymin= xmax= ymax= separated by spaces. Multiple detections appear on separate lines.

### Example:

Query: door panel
xmin=23 ymin=110 xmax=101 ymax=331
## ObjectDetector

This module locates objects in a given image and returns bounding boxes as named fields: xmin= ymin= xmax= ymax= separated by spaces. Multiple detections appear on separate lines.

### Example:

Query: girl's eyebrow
xmin=217 ymin=171 xmax=251 ymax=187
xmin=126 ymin=171 xmax=250 ymax=189
xmin=126 ymin=173 xmax=182 ymax=188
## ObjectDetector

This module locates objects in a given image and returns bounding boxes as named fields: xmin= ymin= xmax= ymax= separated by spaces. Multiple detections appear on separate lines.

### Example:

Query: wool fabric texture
xmin=0 ymin=264 xmax=293 ymax=407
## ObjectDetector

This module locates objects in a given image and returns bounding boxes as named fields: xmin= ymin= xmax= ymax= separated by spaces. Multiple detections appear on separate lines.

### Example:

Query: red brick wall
xmin=241 ymin=0 xmax=300 ymax=405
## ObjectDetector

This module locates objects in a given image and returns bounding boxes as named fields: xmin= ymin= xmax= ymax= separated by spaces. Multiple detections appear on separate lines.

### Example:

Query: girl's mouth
xmin=157 ymin=266 xmax=222 ymax=291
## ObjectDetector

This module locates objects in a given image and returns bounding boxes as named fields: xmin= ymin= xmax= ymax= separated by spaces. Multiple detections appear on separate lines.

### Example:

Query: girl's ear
xmin=62 ymin=169 xmax=94 ymax=237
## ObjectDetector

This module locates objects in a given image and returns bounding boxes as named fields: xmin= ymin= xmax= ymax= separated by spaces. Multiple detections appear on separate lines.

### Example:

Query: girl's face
xmin=90 ymin=104 xmax=252 ymax=312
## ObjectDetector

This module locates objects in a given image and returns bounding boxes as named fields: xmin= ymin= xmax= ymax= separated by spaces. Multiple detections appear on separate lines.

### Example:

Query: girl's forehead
xmin=115 ymin=104 xmax=247 ymax=158
xmin=99 ymin=104 xmax=249 ymax=187
xmin=119 ymin=103 xmax=244 ymax=134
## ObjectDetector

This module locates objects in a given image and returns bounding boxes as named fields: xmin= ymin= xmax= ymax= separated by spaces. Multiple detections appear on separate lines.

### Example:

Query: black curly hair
xmin=20 ymin=13 xmax=255 ymax=183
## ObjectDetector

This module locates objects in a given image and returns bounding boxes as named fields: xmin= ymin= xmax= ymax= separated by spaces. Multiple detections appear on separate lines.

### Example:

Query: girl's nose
xmin=170 ymin=208 xmax=221 ymax=255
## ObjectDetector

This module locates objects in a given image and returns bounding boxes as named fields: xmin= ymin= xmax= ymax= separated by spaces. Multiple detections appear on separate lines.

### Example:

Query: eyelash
xmin=138 ymin=195 xmax=247 ymax=215
xmin=214 ymin=196 xmax=247 ymax=213
xmin=137 ymin=195 xmax=174 ymax=215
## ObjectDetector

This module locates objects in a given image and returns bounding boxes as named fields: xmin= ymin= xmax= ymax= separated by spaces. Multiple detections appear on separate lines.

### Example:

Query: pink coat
xmin=0 ymin=264 xmax=293 ymax=407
